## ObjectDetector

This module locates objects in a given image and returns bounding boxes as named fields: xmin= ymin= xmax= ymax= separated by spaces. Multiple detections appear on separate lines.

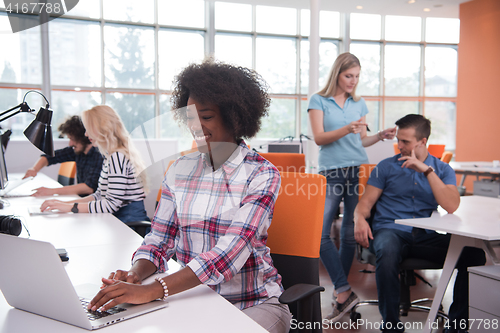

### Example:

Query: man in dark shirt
xmin=23 ymin=115 xmax=104 ymax=196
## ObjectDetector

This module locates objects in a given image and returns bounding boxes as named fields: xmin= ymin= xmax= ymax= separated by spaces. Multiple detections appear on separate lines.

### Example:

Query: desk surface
xmin=0 ymin=174 xmax=267 ymax=333
xmin=450 ymin=161 xmax=500 ymax=174
xmin=396 ymin=195 xmax=500 ymax=241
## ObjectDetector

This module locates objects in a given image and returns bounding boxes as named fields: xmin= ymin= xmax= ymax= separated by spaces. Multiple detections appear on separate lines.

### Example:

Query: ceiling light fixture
xmin=423 ymin=8 xmax=431 ymax=12
xmin=408 ymin=0 xmax=416 ymax=4
xmin=356 ymin=5 xmax=363 ymax=9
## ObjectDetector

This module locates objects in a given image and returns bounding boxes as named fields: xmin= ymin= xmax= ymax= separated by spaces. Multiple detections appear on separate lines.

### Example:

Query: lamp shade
xmin=23 ymin=107 xmax=54 ymax=156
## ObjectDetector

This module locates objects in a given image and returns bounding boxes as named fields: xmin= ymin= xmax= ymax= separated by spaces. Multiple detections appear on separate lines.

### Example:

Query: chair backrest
xmin=440 ymin=151 xmax=453 ymax=163
xmin=428 ymin=144 xmax=445 ymax=159
xmin=57 ymin=161 xmax=77 ymax=186
xmin=155 ymin=160 xmax=175 ymax=207
xmin=267 ymin=172 xmax=326 ymax=259
xmin=393 ymin=142 xmax=400 ymax=155
xmin=358 ymin=164 xmax=377 ymax=200
xmin=259 ymin=152 xmax=306 ymax=173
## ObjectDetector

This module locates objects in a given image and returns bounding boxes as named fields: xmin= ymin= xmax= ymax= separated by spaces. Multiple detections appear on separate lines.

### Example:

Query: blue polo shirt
xmin=308 ymin=93 xmax=369 ymax=171
xmin=367 ymin=154 xmax=456 ymax=233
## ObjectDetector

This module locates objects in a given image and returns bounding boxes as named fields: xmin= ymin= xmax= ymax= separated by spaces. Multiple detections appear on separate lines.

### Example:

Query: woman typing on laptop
xmin=39 ymin=105 xmax=150 ymax=224
xmin=87 ymin=59 xmax=292 ymax=333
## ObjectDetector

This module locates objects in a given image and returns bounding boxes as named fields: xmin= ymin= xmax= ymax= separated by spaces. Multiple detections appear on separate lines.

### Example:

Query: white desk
xmin=0 ymin=174 xmax=267 ymax=333
xmin=450 ymin=161 xmax=500 ymax=187
xmin=396 ymin=196 xmax=500 ymax=333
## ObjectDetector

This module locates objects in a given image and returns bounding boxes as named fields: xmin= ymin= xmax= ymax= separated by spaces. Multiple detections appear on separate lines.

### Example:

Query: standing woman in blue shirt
xmin=308 ymin=52 xmax=396 ymax=322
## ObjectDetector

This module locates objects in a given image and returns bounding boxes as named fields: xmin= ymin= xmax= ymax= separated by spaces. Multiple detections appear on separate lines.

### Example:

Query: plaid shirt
xmin=44 ymin=146 xmax=104 ymax=192
xmin=133 ymin=142 xmax=284 ymax=310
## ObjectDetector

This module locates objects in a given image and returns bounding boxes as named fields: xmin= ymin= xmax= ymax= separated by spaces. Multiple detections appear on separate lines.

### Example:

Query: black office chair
xmin=125 ymin=221 xmax=151 ymax=237
xmin=350 ymin=207 xmax=448 ymax=321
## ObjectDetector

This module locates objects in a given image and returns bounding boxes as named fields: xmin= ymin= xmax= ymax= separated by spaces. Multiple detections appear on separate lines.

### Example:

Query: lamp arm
xmin=0 ymin=103 xmax=23 ymax=119
xmin=0 ymin=109 xmax=23 ymax=124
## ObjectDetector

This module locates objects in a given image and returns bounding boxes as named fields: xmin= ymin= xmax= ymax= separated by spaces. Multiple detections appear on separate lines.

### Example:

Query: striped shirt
xmin=89 ymin=151 xmax=146 ymax=213
xmin=133 ymin=142 xmax=284 ymax=310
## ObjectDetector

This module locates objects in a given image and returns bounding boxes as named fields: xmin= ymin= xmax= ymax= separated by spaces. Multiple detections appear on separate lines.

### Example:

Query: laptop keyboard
xmin=80 ymin=298 xmax=126 ymax=321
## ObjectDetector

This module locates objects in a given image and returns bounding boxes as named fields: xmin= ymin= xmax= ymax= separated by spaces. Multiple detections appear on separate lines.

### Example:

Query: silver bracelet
xmin=155 ymin=276 xmax=169 ymax=301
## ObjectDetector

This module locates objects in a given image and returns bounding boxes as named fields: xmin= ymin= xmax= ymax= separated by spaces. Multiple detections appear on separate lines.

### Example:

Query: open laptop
xmin=0 ymin=176 xmax=34 ymax=197
xmin=0 ymin=234 xmax=168 ymax=330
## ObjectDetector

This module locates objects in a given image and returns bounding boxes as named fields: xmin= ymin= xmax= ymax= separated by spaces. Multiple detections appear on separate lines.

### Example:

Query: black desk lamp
xmin=0 ymin=90 xmax=54 ymax=156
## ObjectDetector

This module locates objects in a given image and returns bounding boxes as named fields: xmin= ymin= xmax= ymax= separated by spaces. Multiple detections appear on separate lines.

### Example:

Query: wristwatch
xmin=71 ymin=203 xmax=79 ymax=213
xmin=423 ymin=166 xmax=435 ymax=177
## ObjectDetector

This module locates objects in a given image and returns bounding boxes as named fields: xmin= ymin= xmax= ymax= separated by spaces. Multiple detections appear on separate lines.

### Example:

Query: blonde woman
xmin=41 ymin=105 xmax=149 ymax=224
xmin=308 ymin=52 xmax=396 ymax=322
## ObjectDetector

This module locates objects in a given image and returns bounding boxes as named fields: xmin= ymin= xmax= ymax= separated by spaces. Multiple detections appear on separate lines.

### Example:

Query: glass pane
xmin=256 ymin=97 xmax=295 ymax=139
xmin=0 ymin=89 xmax=44 ymax=138
xmin=426 ymin=18 xmax=460 ymax=44
xmin=350 ymin=13 xmax=381 ymax=40
xmin=365 ymin=100 xmax=379 ymax=133
xmin=105 ymin=92 xmax=155 ymax=138
xmin=158 ymin=30 xmax=205 ymax=90
xmin=103 ymin=0 xmax=154 ymax=24
xmin=301 ymin=10 xmax=340 ymax=38
xmin=385 ymin=45 xmax=421 ymax=96
xmin=300 ymin=40 xmax=339 ymax=95
xmin=214 ymin=34 xmax=252 ymax=69
xmin=425 ymin=101 xmax=456 ymax=150
xmin=49 ymin=19 xmax=101 ymax=87
xmin=320 ymin=11 xmax=340 ymax=38
xmin=159 ymin=94 xmax=192 ymax=153
xmin=300 ymin=97 xmax=308 ymax=137
xmin=215 ymin=2 xmax=251 ymax=32
xmin=104 ymin=24 xmax=155 ymax=89
xmin=256 ymin=37 xmax=296 ymax=94
xmin=51 ymin=90 xmax=102 ymax=137
xmin=425 ymin=46 xmax=457 ymax=97
xmin=384 ymin=101 xmax=420 ymax=129
xmin=69 ymin=0 xmax=100 ymax=18
xmin=158 ymin=0 xmax=205 ymax=28
xmin=385 ymin=15 xmax=421 ymax=42
xmin=0 ymin=13 xmax=42 ymax=84
xmin=350 ymin=43 xmax=380 ymax=96
xmin=256 ymin=5 xmax=296 ymax=35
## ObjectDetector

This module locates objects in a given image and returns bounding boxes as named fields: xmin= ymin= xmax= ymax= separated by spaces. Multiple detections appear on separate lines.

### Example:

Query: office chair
xmin=267 ymin=172 xmax=326 ymax=333
xmin=57 ymin=162 xmax=77 ymax=186
xmin=440 ymin=151 xmax=453 ymax=164
xmin=350 ymin=164 xmax=447 ymax=321
xmin=428 ymin=144 xmax=445 ymax=159
xmin=259 ymin=152 xmax=306 ymax=173
xmin=393 ymin=142 xmax=400 ymax=155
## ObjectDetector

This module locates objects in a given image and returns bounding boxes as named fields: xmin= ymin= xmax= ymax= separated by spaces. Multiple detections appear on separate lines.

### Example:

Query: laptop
xmin=0 ymin=234 xmax=168 ymax=330
xmin=0 ymin=176 xmax=34 ymax=197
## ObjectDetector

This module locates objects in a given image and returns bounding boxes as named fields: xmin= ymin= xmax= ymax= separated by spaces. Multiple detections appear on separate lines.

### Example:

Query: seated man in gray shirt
xmin=23 ymin=115 xmax=104 ymax=197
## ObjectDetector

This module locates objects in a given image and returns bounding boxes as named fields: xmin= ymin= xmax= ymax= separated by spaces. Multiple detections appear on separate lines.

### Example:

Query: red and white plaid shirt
xmin=133 ymin=142 xmax=283 ymax=310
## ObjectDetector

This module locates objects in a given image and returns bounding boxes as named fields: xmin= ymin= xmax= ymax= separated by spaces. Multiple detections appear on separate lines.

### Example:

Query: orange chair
xmin=57 ymin=161 xmax=77 ymax=186
xmin=440 ymin=151 xmax=453 ymax=164
xmin=428 ymin=144 xmax=445 ymax=159
xmin=358 ymin=164 xmax=377 ymax=200
xmin=267 ymin=172 xmax=326 ymax=330
xmin=259 ymin=152 xmax=306 ymax=173
xmin=393 ymin=142 xmax=400 ymax=155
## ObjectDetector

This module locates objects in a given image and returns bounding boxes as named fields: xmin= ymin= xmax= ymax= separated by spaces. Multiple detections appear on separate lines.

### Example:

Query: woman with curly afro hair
xmin=88 ymin=59 xmax=292 ymax=333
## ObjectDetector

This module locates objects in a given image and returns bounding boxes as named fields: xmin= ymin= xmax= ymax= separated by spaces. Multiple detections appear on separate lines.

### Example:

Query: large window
xmin=0 ymin=2 xmax=459 ymax=149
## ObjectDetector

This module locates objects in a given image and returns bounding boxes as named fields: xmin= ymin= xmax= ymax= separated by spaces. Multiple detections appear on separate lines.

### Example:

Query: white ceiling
xmin=217 ymin=0 xmax=472 ymax=18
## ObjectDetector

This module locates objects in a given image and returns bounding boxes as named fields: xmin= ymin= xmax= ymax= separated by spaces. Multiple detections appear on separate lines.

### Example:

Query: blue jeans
xmin=113 ymin=200 xmax=150 ymax=223
xmin=319 ymin=167 xmax=359 ymax=294
xmin=370 ymin=228 xmax=486 ymax=332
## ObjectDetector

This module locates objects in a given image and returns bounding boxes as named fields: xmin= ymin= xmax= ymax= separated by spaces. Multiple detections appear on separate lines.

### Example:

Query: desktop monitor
xmin=0 ymin=142 xmax=7 ymax=190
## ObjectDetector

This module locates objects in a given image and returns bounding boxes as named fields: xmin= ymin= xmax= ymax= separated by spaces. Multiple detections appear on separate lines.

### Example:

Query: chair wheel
xmin=350 ymin=311 xmax=361 ymax=321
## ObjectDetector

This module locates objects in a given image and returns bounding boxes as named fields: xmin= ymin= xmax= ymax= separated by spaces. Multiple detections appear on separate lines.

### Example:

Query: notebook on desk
xmin=0 ymin=234 xmax=168 ymax=330
xmin=0 ymin=177 xmax=34 ymax=197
